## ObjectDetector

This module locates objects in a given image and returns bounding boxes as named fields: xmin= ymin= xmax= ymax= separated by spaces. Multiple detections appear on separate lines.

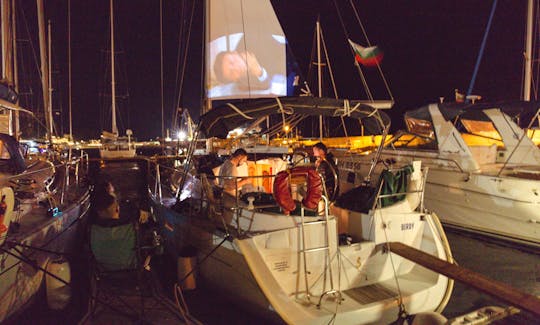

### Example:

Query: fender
xmin=273 ymin=167 xmax=322 ymax=215
xmin=0 ymin=186 xmax=14 ymax=245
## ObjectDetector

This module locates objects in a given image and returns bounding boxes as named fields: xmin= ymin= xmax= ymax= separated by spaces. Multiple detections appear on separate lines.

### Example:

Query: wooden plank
xmin=387 ymin=242 xmax=540 ymax=316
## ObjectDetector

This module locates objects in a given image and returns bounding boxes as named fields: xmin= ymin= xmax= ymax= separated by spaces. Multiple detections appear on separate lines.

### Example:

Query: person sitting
xmin=90 ymin=193 xmax=137 ymax=271
xmin=312 ymin=142 xmax=339 ymax=201
xmin=218 ymin=148 xmax=250 ymax=196
xmin=216 ymin=148 xmax=251 ymax=225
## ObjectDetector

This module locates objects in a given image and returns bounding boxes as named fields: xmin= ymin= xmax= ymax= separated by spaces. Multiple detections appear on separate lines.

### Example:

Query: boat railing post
xmin=75 ymin=158 xmax=79 ymax=185
xmin=372 ymin=178 xmax=386 ymax=212
xmin=60 ymin=163 xmax=68 ymax=205
xmin=299 ymin=204 xmax=310 ymax=301
xmin=65 ymin=160 xmax=70 ymax=189
xmin=420 ymin=166 xmax=429 ymax=213
xmin=155 ymin=164 xmax=162 ymax=202
xmin=234 ymin=177 xmax=242 ymax=235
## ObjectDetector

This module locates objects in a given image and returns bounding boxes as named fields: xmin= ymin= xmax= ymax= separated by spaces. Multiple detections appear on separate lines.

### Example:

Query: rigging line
xmin=276 ymin=97 xmax=288 ymax=128
xmin=4 ymin=241 xmax=69 ymax=256
xmin=466 ymin=0 xmax=498 ymax=98
xmin=172 ymin=0 xmax=186 ymax=129
xmin=17 ymin=4 xmax=41 ymax=87
xmin=226 ymin=103 xmax=254 ymax=119
xmin=349 ymin=0 xmax=371 ymax=46
xmin=533 ymin=1 xmax=540 ymax=100
xmin=172 ymin=1 xmax=187 ymax=128
xmin=160 ymin=0 xmax=164 ymax=138
xmin=0 ymin=246 xmax=145 ymax=321
xmin=0 ymin=247 xmax=68 ymax=285
xmin=320 ymin=26 xmax=339 ymax=99
xmin=175 ymin=0 xmax=196 ymax=122
xmin=332 ymin=0 xmax=372 ymax=101
xmin=266 ymin=114 xmax=305 ymax=136
xmin=178 ymin=235 xmax=230 ymax=285
xmin=238 ymin=0 xmax=254 ymax=97
xmin=379 ymin=205 xmax=406 ymax=312
xmin=307 ymin=26 xmax=318 ymax=94
xmin=349 ymin=0 xmax=394 ymax=102
xmin=199 ymin=1 xmax=206 ymax=111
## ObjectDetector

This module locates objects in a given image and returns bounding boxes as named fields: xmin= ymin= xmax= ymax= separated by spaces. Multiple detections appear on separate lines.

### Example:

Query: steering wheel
xmin=291 ymin=149 xmax=310 ymax=167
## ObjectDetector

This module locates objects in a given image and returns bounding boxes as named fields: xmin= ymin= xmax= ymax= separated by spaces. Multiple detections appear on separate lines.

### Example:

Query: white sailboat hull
xmin=151 ymin=186 xmax=453 ymax=324
xmin=236 ymin=215 xmax=451 ymax=325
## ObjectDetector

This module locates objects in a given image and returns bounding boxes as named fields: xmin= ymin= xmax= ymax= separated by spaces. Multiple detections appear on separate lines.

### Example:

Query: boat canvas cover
xmin=405 ymin=101 xmax=540 ymax=128
xmin=199 ymin=96 xmax=390 ymax=138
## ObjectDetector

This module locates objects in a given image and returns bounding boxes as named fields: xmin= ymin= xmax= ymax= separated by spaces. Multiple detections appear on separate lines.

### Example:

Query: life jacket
xmin=273 ymin=167 xmax=322 ymax=215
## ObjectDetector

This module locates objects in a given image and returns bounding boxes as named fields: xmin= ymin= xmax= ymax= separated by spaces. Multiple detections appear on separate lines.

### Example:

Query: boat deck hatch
xmin=343 ymin=284 xmax=397 ymax=305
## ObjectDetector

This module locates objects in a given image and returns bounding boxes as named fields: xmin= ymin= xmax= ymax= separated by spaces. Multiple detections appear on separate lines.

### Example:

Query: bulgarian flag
xmin=348 ymin=39 xmax=383 ymax=67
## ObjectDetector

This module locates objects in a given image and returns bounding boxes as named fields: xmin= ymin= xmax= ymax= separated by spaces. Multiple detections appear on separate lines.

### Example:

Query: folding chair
xmin=81 ymin=219 xmax=182 ymax=324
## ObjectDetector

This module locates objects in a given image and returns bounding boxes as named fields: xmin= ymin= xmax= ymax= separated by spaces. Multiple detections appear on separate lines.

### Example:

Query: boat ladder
xmin=298 ymin=196 xmax=342 ymax=308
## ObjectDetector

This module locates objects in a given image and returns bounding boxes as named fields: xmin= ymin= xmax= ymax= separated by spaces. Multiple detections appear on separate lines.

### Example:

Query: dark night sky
xmin=14 ymin=0 xmax=528 ymax=140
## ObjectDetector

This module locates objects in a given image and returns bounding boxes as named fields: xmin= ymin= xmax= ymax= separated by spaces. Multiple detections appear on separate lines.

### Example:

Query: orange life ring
xmin=273 ymin=167 xmax=322 ymax=215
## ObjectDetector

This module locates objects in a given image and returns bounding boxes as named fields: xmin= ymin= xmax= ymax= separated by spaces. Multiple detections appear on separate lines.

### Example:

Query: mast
xmin=37 ymin=0 xmax=52 ymax=141
xmin=316 ymin=19 xmax=323 ymax=141
xmin=68 ymin=0 xmax=72 ymax=140
xmin=2 ymin=0 xmax=13 ymax=136
xmin=12 ymin=0 xmax=19 ymax=138
xmin=203 ymin=0 xmax=211 ymax=114
xmin=523 ymin=0 xmax=534 ymax=101
xmin=110 ymin=0 xmax=118 ymax=135
xmin=160 ymin=0 xmax=164 ymax=138
xmin=48 ymin=19 xmax=53 ymax=136
xmin=1 ymin=1 xmax=12 ymax=83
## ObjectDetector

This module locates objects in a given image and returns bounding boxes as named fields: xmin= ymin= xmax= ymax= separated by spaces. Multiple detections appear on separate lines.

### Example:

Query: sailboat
xmin=99 ymin=0 xmax=136 ymax=159
xmin=149 ymin=1 xmax=454 ymax=323
xmin=0 ymin=1 xmax=91 ymax=322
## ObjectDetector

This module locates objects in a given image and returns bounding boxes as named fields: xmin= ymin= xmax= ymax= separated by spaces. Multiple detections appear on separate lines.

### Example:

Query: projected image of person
xmin=206 ymin=0 xmax=291 ymax=99
xmin=213 ymin=50 xmax=270 ymax=91
xmin=208 ymin=34 xmax=287 ymax=99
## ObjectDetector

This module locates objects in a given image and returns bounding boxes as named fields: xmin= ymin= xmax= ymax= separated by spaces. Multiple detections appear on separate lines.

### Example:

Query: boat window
xmin=391 ymin=133 xmax=436 ymax=149
xmin=0 ymin=141 xmax=11 ymax=160
xmin=461 ymin=119 xmax=501 ymax=140
xmin=405 ymin=117 xmax=434 ymax=139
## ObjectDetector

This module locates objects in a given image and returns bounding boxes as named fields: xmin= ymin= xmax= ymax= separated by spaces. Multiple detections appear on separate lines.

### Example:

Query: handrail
xmin=339 ymin=152 xmax=466 ymax=174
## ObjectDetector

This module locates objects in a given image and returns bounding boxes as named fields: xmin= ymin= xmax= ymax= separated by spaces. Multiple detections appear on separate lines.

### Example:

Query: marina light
xmin=177 ymin=131 xmax=187 ymax=141
xmin=227 ymin=128 xmax=245 ymax=138
xmin=283 ymin=125 xmax=290 ymax=132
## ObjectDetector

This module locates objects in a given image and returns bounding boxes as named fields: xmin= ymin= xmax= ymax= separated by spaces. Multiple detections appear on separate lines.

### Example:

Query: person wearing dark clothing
xmin=312 ymin=142 xmax=339 ymax=202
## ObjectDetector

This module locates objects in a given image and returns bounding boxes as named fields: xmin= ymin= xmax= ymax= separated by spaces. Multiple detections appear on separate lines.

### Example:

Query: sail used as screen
xmin=206 ymin=0 xmax=288 ymax=100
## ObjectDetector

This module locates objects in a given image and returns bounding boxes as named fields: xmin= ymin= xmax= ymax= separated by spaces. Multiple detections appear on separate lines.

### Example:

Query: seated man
xmin=217 ymin=148 xmax=250 ymax=224
xmin=218 ymin=148 xmax=250 ymax=196
xmin=90 ymin=193 xmax=137 ymax=272
xmin=312 ymin=142 xmax=339 ymax=202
